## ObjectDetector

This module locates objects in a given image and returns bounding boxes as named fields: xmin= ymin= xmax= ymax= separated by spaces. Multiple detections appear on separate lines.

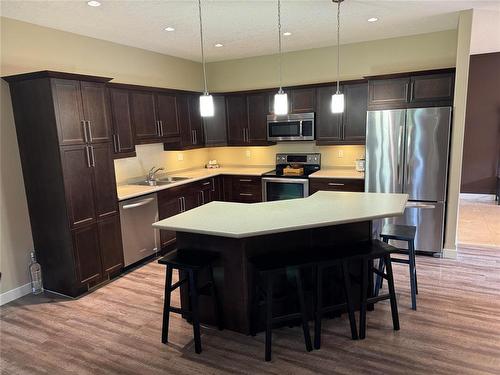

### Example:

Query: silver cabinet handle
xmin=239 ymin=178 xmax=252 ymax=182
xmin=242 ymin=128 xmax=246 ymax=142
xmin=85 ymin=146 xmax=91 ymax=168
xmin=178 ymin=197 xmax=183 ymax=212
xmin=86 ymin=121 xmax=93 ymax=142
xmin=159 ymin=120 xmax=164 ymax=136
xmin=239 ymin=193 xmax=253 ymax=196
xmin=191 ymin=130 xmax=195 ymax=145
xmin=116 ymin=133 xmax=121 ymax=152
xmin=299 ymin=120 xmax=303 ymax=137
xmin=211 ymin=177 xmax=216 ymax=192
xmin=112 ymin=134 xmax=118 ymax=153
xmin=90 ymin=145 xmax=95 ymax=167
xmin=328 ymin=182 xmax=345 ymax=186
xmin=122 ymin=197 xmax=155 ymax=210
xmin=181 ymin=196 xmax=186 ymax=212
xmin=202 ymin=181 xmax=211 ymax=186
xmin=82 ymin=121 xmax=89 ymax=143
xmin=200 ymin=190 xmax=205 ymax=205
xmin=195 ymin=130 xmax=198 ymax=144
xmin=246 ymin=128 xmax=250 ymax=143
xmin=156 ymin=121 xmax=161 ymax=136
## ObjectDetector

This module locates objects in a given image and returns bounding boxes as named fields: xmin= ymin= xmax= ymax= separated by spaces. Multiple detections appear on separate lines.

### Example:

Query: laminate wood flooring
xmin=1 ymin=247 xmax=500 ymax=374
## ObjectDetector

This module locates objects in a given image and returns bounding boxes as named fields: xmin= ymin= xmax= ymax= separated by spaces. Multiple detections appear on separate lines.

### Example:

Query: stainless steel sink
xmin=132 ymin=176 xmax=190 ymax=186
xmin=158 ymin=176 xmax=190 ymax=183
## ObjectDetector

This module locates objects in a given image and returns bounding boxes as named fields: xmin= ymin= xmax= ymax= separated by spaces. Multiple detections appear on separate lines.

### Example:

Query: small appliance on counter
xmin=355 ymin=157 xmax=366 ymax=172
xmin=205 ymin=160 xmax=220 ymax=169
xmin=262 ymin=153 xmax=321 ymax=201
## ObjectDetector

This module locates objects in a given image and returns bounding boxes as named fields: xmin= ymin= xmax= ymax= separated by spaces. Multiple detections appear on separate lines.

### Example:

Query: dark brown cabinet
xmin=203 ymin=95 xmax=227 ymax=146
xmin=130 ymin=90 xmax=160 ymax=143
xmin=226 ymin=94 xmax=247 ymax=145
xmin=223 ymin=175 xmax=262 ymax=203
xmin=316 ymin=82 xmax=367 ymax=145
xmin=309 ymin=178 xmax=365 ymax=194
xmin=368 ymin=78 xmax=409 ymax=109
xmin=169 ymin=94 xmax=204 ymax=149
xmin=108 ymin=87 xmax=136 ymax=157
xmin=156 ymin=92 xmax=180 ymax=138
xmin=188 ymin=95 xmax=204 ymax=147
xmin=247 ymin=92 xmax=270 ymax=144
xmin=410 ymin=73 xmax=454 ymax=103
xmin=291 ymin=87 xmax=315 ymax=113
xmin=4 ymin=71 xmax=123 ymax=297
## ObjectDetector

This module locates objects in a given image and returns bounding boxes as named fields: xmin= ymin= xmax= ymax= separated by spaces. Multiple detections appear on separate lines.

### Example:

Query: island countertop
xmin=153 ymin=191 xmax=408 ymax=238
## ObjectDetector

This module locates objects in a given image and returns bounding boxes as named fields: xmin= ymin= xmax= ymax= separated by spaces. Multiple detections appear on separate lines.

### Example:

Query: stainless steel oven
xmin=267 ymin=112 xmax=315 ymax=141
xmin=262 ymin=177 xmax=309 ymax=201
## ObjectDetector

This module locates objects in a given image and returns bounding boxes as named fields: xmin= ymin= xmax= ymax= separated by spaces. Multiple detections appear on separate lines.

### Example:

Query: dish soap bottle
xmin=29 ymin=251 xmax=43 ymax=295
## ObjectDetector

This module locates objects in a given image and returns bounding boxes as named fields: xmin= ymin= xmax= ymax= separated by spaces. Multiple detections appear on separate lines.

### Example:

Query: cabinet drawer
xmin=309 ymin=178 xmax=365 ymax=194
xmin=224 ymin=175 xmax=262 ymax=203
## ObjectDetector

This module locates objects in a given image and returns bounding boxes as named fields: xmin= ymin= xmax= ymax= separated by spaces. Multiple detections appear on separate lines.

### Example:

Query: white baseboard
xmin=0 ymin=283 xmax=31 ymax=306
xmin=442 ymin=247 xmax=458 ymax=259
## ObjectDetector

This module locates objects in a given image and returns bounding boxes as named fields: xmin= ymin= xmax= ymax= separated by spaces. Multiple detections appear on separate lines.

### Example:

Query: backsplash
xmin=114 ymin=142 xmax=365 ymax=184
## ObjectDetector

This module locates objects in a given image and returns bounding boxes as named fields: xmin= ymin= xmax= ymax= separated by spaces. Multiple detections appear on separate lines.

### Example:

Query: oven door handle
xmin=262 ymin=177 xmax=309 ymax=184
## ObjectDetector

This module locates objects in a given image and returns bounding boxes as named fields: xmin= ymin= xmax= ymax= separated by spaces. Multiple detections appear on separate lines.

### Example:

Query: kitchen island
xmin=153 ymin=191 xmax=407 ymax=334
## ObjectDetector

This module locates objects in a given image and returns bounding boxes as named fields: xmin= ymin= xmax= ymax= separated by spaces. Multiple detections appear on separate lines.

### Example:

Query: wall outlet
xmin=177 ymin=153 xmax=184 ymax=161
xmin=245 ymin=150 xmax=252 ymax=158
xmin=337 ymin=150 xmax=344 ymax=158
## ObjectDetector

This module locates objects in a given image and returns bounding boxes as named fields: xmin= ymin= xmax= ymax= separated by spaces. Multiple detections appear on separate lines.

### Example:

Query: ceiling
xmin=1 ymin=0 xmax=499 ymax=62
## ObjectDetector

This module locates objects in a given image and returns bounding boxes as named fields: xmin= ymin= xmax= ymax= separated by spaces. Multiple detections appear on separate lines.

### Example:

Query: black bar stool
xmin=249 ymin=252 xmax=313 ymax=362
xmin=313 ymin=258 xmax=358 ymax=349
xmin=375 ymin=224 xmax=418 ymax=310
xmin=356 ymin=240 xmax=400 ymax=339
xmin=158 ymin=249 xmax=223 ymax=354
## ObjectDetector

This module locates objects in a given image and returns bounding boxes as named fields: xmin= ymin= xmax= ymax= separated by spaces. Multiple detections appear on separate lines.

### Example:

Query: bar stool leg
xmin=162 ymin=266 xmax=173 ymax=344
xmin=374 ymin=258 xmax=385 ymax=296
xmin=265 ymin=274 xmax=274 ymax=362
xmin=341 ymin=261 xmax=358 ymax=340
xmin=410 ymin=239 xmax=418 ymax=295
xmin=408 ymin=240 xmax=417 ymax=310
xmin=188 ymin=269 xmax=202 ymax=354
xmin=208 ymin=265 xmax=224 ymax=330
xmin=314 ymin=266 xmax=323 ymax=349
xmin=359 ymin=260 xmax=369 ymax=340
xmin=293 ymin=268 xmax=313 ymax=352
xmin=384 ymin=255 xmax=400 ymax=331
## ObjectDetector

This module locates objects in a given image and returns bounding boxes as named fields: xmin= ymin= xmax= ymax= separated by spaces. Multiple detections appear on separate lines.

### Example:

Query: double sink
xmin=133 ymin=176 xmax=190 ymax=187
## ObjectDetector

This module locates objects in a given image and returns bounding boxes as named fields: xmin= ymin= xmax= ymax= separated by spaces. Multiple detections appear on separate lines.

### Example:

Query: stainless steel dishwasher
xmin=119 ymin=193 xmax=159 ymax=267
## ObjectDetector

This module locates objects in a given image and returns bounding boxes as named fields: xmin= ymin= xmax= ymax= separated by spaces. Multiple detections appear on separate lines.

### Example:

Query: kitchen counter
xmin=153 ymin=191 xmax=407 ymax=238
xmin=309 ymin=167 xmax=365 ymax=179
xmin=117 ymin=166 xmax=273 ymax=201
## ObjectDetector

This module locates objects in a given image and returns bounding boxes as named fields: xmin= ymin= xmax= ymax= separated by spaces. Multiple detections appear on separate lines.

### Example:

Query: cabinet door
xmin=176 ymin=95 xmax=193 ymax=147
xmin=368 ymin=78 xmax=409 ymax=108
xmin=61 ymin=145 xmax=96 ymax=228
xmin=309 ymin=178 xmax=365 ymax=194
xmin=315 ymin=86 xmax=342 ymax=144
xmin=90 ymin=143 xmax=118 ymax=219
xmin=51 ymin=79 xmax=86 ymax=146
xmin=130 ymin=90 xmax=159 ymax=142
xmin=226 ymin=94 xmax=247 ymax=145
xmin=108 ymin=88 xmax=135 ymax=155
xmin=343 ymin=83 xmax=368 ymax=143
xmin=80 ymin=81 xmax=112 ymax=143
xmin=98 ymin=214 xmax=123 ymax=275
xmin=410 ymin=73 xmax=454 ymax=103
xmin=247 ymin=92 xmax=269 ymax=144
xmin=72 ymin=224 xmax=102 ymax=285
xmin=291 ymin=88 xmax=315 ymax=113
xmin=156 ymin=93 xmax=180 ymax=137
xmin=188 ymin=95 xmax=204 ymax=147
xmin=203 ymin=95 xmax=227 ymax=146
xmin=159 ymin=195 xmax=183 ymax=248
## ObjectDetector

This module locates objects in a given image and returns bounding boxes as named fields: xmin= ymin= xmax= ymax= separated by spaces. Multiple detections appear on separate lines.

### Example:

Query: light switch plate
xmin=338 ymin=150 xmax=344 ymax=158
xmin=245 ymin=150 xmax=251 ymax=158
xmin=177 ymin=153 xmax=184 ymax=161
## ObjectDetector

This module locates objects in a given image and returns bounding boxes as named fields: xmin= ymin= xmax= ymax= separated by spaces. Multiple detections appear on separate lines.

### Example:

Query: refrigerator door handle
xmin=397 ymin=125 xmax=403 ymax=185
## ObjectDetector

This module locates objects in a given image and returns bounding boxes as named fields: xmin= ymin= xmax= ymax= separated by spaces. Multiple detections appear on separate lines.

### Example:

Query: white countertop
xmin=153 ymin=191 xmax=408 ymax=238
xmin=309 ymin=168 xmax=365 ymax=180
xmin=117 ymin=167 xmax=273 ymax=201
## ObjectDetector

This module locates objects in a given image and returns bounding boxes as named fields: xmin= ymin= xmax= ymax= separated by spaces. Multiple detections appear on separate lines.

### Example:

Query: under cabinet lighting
xmin=87 ymin=1 xmax=101 ymax=7
xmin=283 ymin=31 xmax=292 ymax=36
xmin=214 ymin=43 xmax=223 ymax=47
xmin=368 ymin=17 xmax=378 ymax=23
xmin=164 ymin=26 xmax=175 ymax=32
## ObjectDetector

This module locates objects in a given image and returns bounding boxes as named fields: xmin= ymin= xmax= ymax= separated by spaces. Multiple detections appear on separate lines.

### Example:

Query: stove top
xmin=263 ymin=153 xmax=321 ymax=179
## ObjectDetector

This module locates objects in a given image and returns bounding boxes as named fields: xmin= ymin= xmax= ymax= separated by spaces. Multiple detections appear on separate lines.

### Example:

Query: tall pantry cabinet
xmin=4 ymin=71 xmax=123 ymax=297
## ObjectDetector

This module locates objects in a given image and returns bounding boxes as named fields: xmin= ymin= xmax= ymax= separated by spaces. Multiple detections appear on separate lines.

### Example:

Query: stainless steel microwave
xmin=267 ymin=112 xmax=315 ymax=141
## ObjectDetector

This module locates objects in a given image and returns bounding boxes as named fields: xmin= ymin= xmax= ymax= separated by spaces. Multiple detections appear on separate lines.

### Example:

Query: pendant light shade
xmin=274 ymin=0 xmax=288 ymax=115
xmin=331 ymin=0 xmax=344 ymax=114
xmin=200 ymin=93 xmax=214 ymax=117
xmin=197 ymin=0 xmax=213 ymax=117
xmin=274 ymin=89 xmax=288 ymax=116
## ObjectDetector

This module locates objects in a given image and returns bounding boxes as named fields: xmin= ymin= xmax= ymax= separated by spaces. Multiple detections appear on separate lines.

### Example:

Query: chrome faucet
xmin=146 ymin=167 xmax=164 ymax=183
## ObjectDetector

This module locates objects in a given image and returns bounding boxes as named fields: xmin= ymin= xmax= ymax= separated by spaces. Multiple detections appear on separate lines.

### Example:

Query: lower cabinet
xmin=309 ymin=178 xmax=365 ymax=194
xmin=223 ymin=175 xmax=262 ymax=203
xmin=98 ymin=214 xmax=124 ymax=275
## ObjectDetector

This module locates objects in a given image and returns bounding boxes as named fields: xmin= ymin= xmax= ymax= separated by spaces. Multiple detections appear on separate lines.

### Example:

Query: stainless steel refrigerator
xmin=365 ymin=107 xmax=452 ymax=254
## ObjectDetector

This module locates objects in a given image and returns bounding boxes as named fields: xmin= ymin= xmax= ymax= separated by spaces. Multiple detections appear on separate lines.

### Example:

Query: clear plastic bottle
xmin=29 ymin=251 xmax=43 ymax=295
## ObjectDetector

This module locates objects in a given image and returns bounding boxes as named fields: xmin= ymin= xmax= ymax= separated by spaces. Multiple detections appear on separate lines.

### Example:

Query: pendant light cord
xmin=198 ymin=0 xmax=208 ymax=95
xmin=336 ymin=0 xmax=341 ymax=94
xmin=277 ymin=0 xmax=283 ymax=93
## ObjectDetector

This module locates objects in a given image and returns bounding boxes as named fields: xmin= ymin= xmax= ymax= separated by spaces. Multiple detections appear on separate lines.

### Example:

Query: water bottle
xmin=29 ymin=251 xmax=43 ymax=295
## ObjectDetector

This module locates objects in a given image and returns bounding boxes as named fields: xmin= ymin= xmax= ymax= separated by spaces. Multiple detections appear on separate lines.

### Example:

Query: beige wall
xmin=0 ymin=17 xmax=203 ymax=296
xmin=206 ymin=30 xmax=458 ymax=92
xmin=443 ymin=10 xmax=473 ymax=258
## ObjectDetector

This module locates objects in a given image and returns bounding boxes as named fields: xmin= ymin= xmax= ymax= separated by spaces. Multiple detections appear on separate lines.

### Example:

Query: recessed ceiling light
xmin=283 ymin=31 xmax=292 ymax=36
xmin=367 ymin=17 xmax=378 ymax=23
xmin=164 ymin=26 xmax=175 ymax=32
xmin=214 ymin=43 xmax=223 ymax=48
xmin=87 ymin=1 xmax=101 ymax=7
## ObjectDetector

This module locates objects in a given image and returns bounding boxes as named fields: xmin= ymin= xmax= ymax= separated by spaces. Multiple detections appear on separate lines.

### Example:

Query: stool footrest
xmin=320 ymin=302 xmax=347 ymax=315
xmin=169 ymin=306 xmax=190 ymax=316
xmin=272 ymin=312 xmax=302 ymax=324
xmin=367 ymin=293 xmax=391 ymax=304
xmin=391 ymin=258 xmax=410 ymax=265
xmin=169 ymin=278 xmax=188 ymax=292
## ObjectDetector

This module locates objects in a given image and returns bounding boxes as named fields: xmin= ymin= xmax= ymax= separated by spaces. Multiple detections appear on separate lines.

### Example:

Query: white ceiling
xmin=1 ymin=0 xmax=499 ymax=62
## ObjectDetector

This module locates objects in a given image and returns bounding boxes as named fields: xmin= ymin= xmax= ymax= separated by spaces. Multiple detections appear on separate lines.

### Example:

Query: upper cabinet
xmin=80 ymin=81 xmax=112 ymax=143
xmin=246 ymin=92 xmax=269 ymax=144
xmin=367 ymin=70 xmax=455 ymax=109
xmin=129 ymin=90 xmax=161 ymax=144
xmin=203 ymin=95 xmax=227 ymax=147
xmin=315 ymin=82 xmax=368 ymax=145
xmin=155 ymin=93 xmax=180 ymax=138
xmin=226 ymin=94 xmax=248 ymax=145
xmin=108 ymin=87 xmax=135 ymax=157
xmin=165 ymin=94 xmax=204 ymax=150
xmin=291 ymin=87 xmax=316 ymax=113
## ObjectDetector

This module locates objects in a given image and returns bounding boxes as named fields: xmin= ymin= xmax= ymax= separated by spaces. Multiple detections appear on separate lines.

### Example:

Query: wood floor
xmin=1 ymin=247 xmax=500 ymax=375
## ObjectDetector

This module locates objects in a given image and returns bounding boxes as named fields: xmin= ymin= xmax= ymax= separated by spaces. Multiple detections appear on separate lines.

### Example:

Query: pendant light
xmin=198 ymin=0 xmax=214 ymax=117
xmin=274 ymin=0 xmax=288 ymax=115
xmin=331 ymin=0 xmax=344 ymax=114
